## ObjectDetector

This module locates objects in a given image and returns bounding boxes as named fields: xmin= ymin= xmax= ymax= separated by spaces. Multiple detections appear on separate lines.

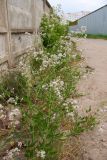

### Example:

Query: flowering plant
xmin=0 ymin=10 xmax=96 ymax=160
xmin=40 ymin=12 xmax=68 ymax=54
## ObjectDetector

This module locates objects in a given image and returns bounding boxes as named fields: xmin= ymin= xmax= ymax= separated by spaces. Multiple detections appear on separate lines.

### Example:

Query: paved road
xmin=77 ymin=39 xmax=107 ymax=160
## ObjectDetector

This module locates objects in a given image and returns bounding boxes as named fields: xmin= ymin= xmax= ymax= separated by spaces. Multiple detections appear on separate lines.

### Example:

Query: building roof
xmin=78 ymin=4 xmax=107 ymax=21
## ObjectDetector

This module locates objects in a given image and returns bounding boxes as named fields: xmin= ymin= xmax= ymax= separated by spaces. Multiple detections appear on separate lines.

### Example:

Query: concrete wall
xmin=0 ymin=0 xmax=7 ymax=31
xmin=35 ymin=0 xmax=44 ymax=33
xmin=45 ymin=1 xmax=52 ymax=15
xmin=0 ymin=34 xmax=7 ymax=58
xmin=8 ymin=0 xmax=33 ymax=30
xmin=0 ymin=0 xmax=51 ymax=67
xmin=70 ymin=5 xmax=107 ymax=35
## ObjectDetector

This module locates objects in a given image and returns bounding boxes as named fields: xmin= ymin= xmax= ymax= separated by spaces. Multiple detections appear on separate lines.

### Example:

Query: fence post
xmin=43 ymin=0 xmax=46 ymax=12
xmin=5 ymin=0 xmax=15 ymax=68
xmin=32 ymin=0 xmax=36 ymax=34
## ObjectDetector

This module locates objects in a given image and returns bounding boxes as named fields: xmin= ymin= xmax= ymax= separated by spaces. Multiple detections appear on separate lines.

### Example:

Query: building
xmin=70 ymin=5 xmax=107 ymax=35
xmin=65 ymin=11 xmax=90 ymax=22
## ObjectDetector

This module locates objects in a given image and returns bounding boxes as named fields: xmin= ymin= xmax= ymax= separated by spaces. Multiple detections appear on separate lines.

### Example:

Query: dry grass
xmin=59 ymin=136 xmax=83 ymax=160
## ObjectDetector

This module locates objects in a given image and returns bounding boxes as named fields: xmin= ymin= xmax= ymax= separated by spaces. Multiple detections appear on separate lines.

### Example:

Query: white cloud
xmin=48 ymin=0 xmax=107 ymax=13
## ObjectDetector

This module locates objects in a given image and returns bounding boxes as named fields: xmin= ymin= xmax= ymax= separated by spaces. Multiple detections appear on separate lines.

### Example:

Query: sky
xmin=48 ymin=0 xmax=107 ymax=13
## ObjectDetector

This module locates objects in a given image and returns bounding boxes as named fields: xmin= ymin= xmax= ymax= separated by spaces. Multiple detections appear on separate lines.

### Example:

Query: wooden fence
xmin=0 ymin=0 xmax=51 ymax=67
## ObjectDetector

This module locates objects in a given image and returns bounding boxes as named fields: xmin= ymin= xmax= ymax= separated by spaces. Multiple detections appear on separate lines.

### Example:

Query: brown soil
xmin=76 ymin=38 xmax=107 ymax=160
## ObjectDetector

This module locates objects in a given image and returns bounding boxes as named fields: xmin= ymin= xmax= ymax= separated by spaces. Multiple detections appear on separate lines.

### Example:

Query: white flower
xmin=49 ymin=77 xmax=64 ymax=101
xmin=65 ymin=106 xmax=69 ymax=112
xmin=58 ymin=53 xmax=63 ymax=57
xmin=37 ymin=150 xmax=46 ymax=159
xmin=67 ymin=112 xmax=74 ymax=117
xmin=81 ymin=26 xmax=87 ymax=33
xmin=0 ymin=107 xmax=6 ymax=119
xmin=72 ymin=55 xmax=76 ymax=59
xmin=63 ymin=102 xmax=68 ymax=106
xmin=14 ymin=120 xmax=20 ymax=125
xmin=8 ymin=108 xmax=21 ymax=121
xmin=74 ymin=105 xmax=79 ymax=109
xmin=3 ymin=148 xmax=20 ymax=160
xmin=52 ymin=113 xmax=56 ymax=120
xmin=42 ymin=60 xmax=49 ymax=68
xmin=18 ymin=142 xmax=23 ymax=148
xmin=8 ymin=108 xmax=21 ymax=127
xmin=63 ymin=53 xmax=66 ymax=57
xmin=7 ymin=98 xmax=16 ymax=104
xmin=72 ymin=99 xmax=78 ymax=105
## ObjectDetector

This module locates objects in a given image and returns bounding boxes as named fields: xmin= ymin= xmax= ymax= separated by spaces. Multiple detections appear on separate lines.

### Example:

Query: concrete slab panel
xmin=11 ymin=33 xmax=35 ymax=54
xmin=0 ymin=0 xmax=7 ymax=31
xmin=0 ymin=34 xmax=7 ymax=58
xmin=8 ymin=0 xmax=33 ymax=30
xmin=45 ymin=3 xmax=51 ymax=15
xmin=34 ymin=0 xmax=44 ymax=32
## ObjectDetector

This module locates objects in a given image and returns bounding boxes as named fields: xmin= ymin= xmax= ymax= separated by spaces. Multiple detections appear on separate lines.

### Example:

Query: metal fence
xmin=0 ymin=0 xmax=51 ymax=67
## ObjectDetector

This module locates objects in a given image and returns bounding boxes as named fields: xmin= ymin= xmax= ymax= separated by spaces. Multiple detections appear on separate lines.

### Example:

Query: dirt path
xmin=76 ymin=38 xmax=107 ymax=160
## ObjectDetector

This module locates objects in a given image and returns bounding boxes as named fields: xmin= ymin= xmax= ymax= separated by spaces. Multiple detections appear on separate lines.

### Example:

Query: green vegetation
xmin=0 ymin=11 xmax=96 ymax=160
xmin=87 ymin=34 xmax=107 ymax=40
xmin=0 ymin=71 xmax=28 ymax=105
xmin=40 ymin=13 xmax=68 ymax=54
xmin=69 ymin=20 xmax=78 ymax=26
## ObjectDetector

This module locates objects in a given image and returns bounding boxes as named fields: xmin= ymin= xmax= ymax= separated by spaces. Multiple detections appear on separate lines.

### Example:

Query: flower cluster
xmin=70 ymin=29 xmax=87 ymax=38
xmin=8 ymin=108 xmax=21 ymax=127
xmin=63 ymin=98 xmax=78 ymax=107
xmin=0 ymin=104 xmax=6 ymax=120
xmin=0 ymin=102 xmax=21 ymax=129
xmin=81 ymin=26 xmax=87 ymax=33
xmin=63 ymin=98 xmax=79 ymax=120
xmin=42 ymin=76 xmax=64 ymax=101
xmin=3 ymin=148 xmax=20 ymax=160
xmin=32 ymin=50 xmax=67 ymax=74
xmin=31 ymin=33 xmax=79 ymax=76
xmin=7 ymin=97 xmax=17 ymax=105
xmin=50 ymin=77 xmax=64 ymax=101
xmin=40 ymin=12 xmax=68 ymax=50
xmin=37 ymin=150 xmax=46 ymax=159
xmin=0 ymin=9 xmax=96 ymax=160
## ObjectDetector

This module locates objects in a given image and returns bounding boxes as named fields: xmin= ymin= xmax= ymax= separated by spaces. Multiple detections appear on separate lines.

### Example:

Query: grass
xmin=87 ymin=34 xmax=107 ymax=40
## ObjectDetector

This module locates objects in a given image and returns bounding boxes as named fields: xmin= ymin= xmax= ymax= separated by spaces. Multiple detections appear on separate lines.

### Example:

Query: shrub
xmin=21 ymin=11 xmax=96 ymax=160
xmin=40 ymin=12 xmax=68 ymax=54
xmin=0 ymin=71 xmax=28 ymax=104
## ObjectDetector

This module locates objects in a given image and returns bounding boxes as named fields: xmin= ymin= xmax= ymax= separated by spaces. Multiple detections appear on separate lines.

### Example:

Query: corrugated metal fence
xmin=0 ymin=0 xmax=51 ymax=67
xmin=70 ymin=5 xmax=107 ymax=35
